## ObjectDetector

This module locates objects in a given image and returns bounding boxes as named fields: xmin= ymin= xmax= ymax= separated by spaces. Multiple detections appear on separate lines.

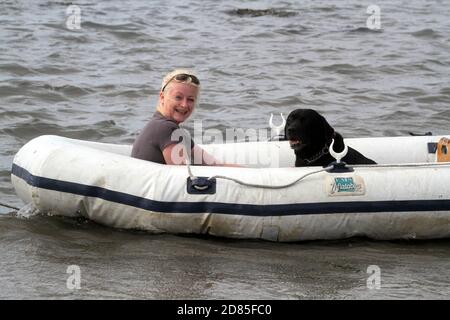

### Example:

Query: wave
xmin=348 ymin=27 xmax=383 ymax=33
xmin=0 ymin=63 xmax=39 ymax=77
xmin=411 ymin=29 xmax=442 ymax=39
xmin=415 ymin=95 xmax=450 ymax=104
xmin=0 ymin=63 xmax=81 ymax=77
xmin=225 ymin=8 xmax=298 ymax=18
xmin=320 ymin=63 xmax=362 ymax=75
xmin=0 ymin=79 xmax=95 ymax=101
xmin=82 ymin=21 xmax=143 ymax=31
xmin=0 ymin=118 xmax=128 ymax=143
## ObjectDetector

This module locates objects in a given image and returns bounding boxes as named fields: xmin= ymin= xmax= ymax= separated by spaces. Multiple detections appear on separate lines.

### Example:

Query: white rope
xmin=186 ymin=161 xmax=450 ymax=190
xmin=207 ymin=165 xmax=333 ymax=189
xmin=350 ymin=162 xmax=450 ymax=169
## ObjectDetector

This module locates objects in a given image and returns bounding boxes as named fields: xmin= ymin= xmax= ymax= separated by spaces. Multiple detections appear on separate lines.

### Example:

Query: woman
xmin=132 ymin=69 xmax=233 ymax=166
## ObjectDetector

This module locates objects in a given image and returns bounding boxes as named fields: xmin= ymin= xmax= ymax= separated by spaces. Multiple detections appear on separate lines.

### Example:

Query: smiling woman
xmin=159 ymin=70 xmax=200 ymax=124
xmin=131 ymin=69 xmax=237 ymax=167
xmin=131 ymin=69 xmax=199 ymax=164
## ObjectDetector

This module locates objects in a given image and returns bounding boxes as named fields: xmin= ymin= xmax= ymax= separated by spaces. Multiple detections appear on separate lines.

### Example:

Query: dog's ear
xmin=320 ymin=114 xmax=335 ymax=141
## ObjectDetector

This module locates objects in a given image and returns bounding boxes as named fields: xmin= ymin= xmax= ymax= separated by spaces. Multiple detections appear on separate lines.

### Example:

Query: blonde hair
xmin=158 ymin=69 xmax=201 ymax=109
xmin=161 ymin=68 xmax=200 ymax=93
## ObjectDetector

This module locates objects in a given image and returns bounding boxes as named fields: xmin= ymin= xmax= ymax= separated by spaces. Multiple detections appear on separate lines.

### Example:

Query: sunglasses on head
xmin=161 ymin=73 xmax=200 ymax=92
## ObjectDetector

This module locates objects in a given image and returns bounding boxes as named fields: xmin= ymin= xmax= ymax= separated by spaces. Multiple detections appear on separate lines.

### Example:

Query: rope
xmin=207 ymin=165 xmax=333 ymax=189
xmin=350 ymin=162 xmax=450 ymax=168
xmin=186 ymin=158 xmax=333 ymax=189
xmin=181 ymin=124 xmax=332 ymax=189
xmin=186 ymin=161 xmax=450 ymax=190
xmin=0 ymin=201 xmax=20 ymax=211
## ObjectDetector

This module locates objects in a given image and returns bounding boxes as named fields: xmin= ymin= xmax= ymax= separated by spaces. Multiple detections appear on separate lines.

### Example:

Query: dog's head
xmin=285 ymin=109 xmax=334 ymax=153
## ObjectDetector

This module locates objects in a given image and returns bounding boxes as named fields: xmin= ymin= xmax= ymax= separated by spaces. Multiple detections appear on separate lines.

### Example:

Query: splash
xmin=15 ymin=203 xmax=40 ymax=219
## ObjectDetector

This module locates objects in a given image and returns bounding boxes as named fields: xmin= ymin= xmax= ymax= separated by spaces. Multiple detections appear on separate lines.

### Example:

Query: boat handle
xmin=269 ymin=113 xmax=286 ymax=139
xmin=187 ymin=177 xmax=217 ymax=195
xmin=327 ymin=139 xmax=354 ymax=173
xmin=329 ymin=139 xmax=348 ymax=163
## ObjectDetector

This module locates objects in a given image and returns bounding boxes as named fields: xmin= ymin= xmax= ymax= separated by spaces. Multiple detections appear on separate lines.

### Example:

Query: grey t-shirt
xmin=131 ymin=111 xmax=194 ymax=164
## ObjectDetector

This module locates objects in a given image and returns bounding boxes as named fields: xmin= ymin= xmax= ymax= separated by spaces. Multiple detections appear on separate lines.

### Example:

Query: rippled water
xmin=1 ymin=0 xmax=450 ymax=299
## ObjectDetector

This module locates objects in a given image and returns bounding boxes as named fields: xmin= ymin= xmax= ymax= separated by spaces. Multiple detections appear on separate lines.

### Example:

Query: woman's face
xmin=159 ymin=82 xmax=198 ymax=123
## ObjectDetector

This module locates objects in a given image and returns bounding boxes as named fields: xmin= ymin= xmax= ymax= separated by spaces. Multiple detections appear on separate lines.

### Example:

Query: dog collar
xmin=303 ymin=131 xmax=336 ymax=164
xmin=303 ymin=145 xmax=330 ymax=164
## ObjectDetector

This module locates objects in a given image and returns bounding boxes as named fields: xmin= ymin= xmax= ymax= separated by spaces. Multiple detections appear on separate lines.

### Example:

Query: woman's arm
xmin=193 ymin=145 xmax=242 ymax=167
xmin=162 ymin=143 xmax=242 ymax=167
xmin=162 ymin=143 xmax=187 ymax=165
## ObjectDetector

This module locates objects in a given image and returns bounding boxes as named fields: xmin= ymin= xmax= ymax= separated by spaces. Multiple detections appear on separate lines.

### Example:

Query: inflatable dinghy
xmin=11 ymin=134 xmax=450 ymax=241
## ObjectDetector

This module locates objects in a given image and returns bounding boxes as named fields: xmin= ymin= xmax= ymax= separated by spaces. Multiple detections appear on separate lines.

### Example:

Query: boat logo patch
xmin=327 ymin=175 xmax=366 ymax=197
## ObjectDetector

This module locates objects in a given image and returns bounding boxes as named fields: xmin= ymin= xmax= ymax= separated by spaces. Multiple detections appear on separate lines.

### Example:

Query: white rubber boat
xmin=11 ymin=134 xmax=450 ymax=241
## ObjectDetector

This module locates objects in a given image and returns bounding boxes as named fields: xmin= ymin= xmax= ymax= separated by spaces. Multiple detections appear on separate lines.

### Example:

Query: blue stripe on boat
xmin=11 ymin=163 xmax=450 ymax=216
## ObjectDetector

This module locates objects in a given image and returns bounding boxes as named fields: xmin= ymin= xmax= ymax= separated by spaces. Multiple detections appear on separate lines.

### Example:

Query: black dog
xmin=285 ymin=109 xmax=376 ymax=167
